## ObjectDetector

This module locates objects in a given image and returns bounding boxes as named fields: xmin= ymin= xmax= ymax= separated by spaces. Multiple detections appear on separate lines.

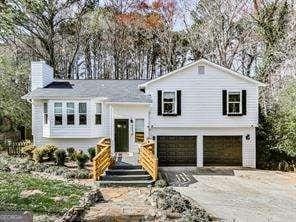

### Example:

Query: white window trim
xmin=44 ymin=102 xmax=48 ymax=125
xmin=54 ymin=102 xmax=63 ymax=125
xmin=227 ymin=91 xmax=242 ymax=115
xmin=95 ymin=103 xmax=102 ymax=125
xmin=78 ymin=102 xmax=87 ymax=125
xmin=162 ymin=91 xmax=177 ymax=115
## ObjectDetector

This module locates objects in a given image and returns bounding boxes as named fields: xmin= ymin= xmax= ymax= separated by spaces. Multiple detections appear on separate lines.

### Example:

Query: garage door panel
xmin=157 ymin=136 xmax=196 ymax=166
xmin=203 ymin=136 xmax=242 ymax=166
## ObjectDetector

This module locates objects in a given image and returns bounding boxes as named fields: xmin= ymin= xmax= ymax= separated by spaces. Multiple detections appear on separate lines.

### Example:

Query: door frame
xmin=114 ymin=118 xmax=129 ymax=152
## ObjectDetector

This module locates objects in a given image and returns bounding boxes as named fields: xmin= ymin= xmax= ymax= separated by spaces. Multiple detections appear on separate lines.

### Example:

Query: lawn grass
xmin=0 ymin=172 xmax=89 ymax=215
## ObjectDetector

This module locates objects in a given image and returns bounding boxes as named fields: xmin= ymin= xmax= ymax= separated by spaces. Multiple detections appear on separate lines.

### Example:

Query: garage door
xmin=157 ymin=136 xmax=196 ymax=166
xmin=203 ymin=136 xmax=242 ymax=166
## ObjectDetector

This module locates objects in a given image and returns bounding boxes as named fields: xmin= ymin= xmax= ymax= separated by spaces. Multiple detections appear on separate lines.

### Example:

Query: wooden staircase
xmin=93 ymin=138 xmax=158 ymax=187
xmin=99 ymin=165 xmax=154 ymax=187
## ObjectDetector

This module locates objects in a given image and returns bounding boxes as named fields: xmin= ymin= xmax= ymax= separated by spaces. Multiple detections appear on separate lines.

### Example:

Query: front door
xmin=114 ymin=119 xmax=129 ymax=152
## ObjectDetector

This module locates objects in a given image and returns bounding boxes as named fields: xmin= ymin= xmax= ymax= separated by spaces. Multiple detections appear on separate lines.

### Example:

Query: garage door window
xmin=228 ymin=92 xmax=242 ymax=114
xmin=163 ymin=91 xmax=176 ymax=114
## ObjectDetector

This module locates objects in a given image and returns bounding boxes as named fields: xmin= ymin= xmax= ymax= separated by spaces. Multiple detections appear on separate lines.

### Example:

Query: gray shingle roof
xmin=23 ymin=80 xmax=151 ymax=103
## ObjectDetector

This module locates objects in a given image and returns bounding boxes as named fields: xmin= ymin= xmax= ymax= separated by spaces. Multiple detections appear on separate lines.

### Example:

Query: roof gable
xmin=139 ymin=59 xmax=265 ymax=88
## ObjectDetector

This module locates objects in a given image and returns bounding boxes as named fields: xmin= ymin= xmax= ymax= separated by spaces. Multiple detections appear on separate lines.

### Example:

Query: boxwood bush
xmin=54 ymin=149 xmax=67 ymax=166
xmin=75 ymin=150 xmax=89 ymax=169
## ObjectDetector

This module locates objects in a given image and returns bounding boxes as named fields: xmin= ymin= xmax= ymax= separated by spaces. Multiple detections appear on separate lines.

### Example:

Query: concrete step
xmin=106 ymin=169 xmax=148 ymax=176
xmin=99 ymin=180 xmax=154 ymax=187
xmin=101 ymin=174 xmax=152 ymax=181
xmin=112 ymin=165 xmax=142 ymax=170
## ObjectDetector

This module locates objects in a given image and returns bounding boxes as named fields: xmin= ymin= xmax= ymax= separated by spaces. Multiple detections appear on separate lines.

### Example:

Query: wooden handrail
xmin=139 ymin=139 xmax=158 ymax=181
xmin=93 ymin=138 xmax=113 ymax=181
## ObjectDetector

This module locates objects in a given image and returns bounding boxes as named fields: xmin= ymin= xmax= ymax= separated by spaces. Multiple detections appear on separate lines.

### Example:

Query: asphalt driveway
xmin=162 ymin=168 xmax=296 ymax=222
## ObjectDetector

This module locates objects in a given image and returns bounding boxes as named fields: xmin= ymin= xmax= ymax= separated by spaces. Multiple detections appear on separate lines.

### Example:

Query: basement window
xmin=54 ymin=102 xmax=62 ymax=125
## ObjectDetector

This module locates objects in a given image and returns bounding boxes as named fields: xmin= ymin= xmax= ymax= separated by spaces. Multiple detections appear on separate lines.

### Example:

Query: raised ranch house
xmin=23 ymin=59 xmax=264 ymax=168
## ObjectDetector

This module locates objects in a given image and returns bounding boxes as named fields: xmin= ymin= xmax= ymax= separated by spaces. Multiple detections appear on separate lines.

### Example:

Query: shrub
xmin=64 ymin=169 xmax=90 ymax=179
xmin=22 ymin=145 xmax=36 ymax=158
xmin=67 ymin=147 xmax=76 ymax=161
xmin=88 ymin=147 xmax=96 ymax=161
xmin=54 ymin=149 xmax=67 ymax=166
xmin=155 ymin=179 xmax=167 ymax=188
xmin=75 ymin=151 xmax=89 ymax=169
xmin=0 ymin=162 xmax=11 ymax=172
xmin=42 ymin=144 xmax=58 ymax=160
xmin=33 ymin=148 xmax=46 ymax=163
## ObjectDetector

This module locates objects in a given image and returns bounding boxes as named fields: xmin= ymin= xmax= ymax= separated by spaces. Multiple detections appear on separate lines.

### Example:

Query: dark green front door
xmin=115 ymin=119 xmax=129 ymax=152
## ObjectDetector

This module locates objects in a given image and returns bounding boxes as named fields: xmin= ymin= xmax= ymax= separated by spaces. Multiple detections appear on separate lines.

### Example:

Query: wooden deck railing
xmin=139 ymin=139 xmax=158 ymax=181
xmin=93 ymin=138 xmax=113 ymax=181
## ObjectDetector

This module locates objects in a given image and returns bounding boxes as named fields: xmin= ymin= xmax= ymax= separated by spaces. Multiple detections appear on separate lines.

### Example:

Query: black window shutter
xmin=242 ymin=90 xmax=247 ymax=115
xmin=222 ymin=90 xmax=227 ymax=115
xmin=177 ymin=90 xmax=181 ymax=115
xmin=157 ymin=90 xmax=162 ymax=115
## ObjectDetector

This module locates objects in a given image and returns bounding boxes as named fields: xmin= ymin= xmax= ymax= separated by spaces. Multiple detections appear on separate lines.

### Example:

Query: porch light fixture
xmin=246 ymin=134 xmax=250 ymax=140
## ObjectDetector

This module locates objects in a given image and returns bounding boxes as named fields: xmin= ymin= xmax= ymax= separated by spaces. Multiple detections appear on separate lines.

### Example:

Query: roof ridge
xmin=53 ymin=79 xmax=149 ymax=81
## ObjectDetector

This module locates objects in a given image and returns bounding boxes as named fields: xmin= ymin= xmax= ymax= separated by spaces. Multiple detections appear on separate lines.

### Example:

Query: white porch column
xmin=242 ymin=127 xmax=256 ymax=168
xmin=197 ymin=133 xmax=203 ymax=167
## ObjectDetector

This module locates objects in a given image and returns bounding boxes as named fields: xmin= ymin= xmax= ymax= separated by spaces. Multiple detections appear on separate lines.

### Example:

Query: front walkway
xmin=163 ymin=168 xmax=296 ymax=222
xmin=114 ymin=152 xmax=139 ymax=166
xmin=84 ymin=187 xmax=160 ymax=221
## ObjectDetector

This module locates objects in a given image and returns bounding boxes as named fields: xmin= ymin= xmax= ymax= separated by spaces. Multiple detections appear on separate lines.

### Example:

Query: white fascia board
xmin=138 ymin=59 xmax=266 ymax=88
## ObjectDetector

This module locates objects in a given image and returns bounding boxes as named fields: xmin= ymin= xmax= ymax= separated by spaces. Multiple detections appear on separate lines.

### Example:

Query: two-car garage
xmin=157 ymin=135 xmax=243 ymax=166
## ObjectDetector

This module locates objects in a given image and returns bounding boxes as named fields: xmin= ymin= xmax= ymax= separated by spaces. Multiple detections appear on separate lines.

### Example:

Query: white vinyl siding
xmin=31 ymin=61 xmax=53 ymax=90
xmin=146 ymin=62 xmax=258 ymax=127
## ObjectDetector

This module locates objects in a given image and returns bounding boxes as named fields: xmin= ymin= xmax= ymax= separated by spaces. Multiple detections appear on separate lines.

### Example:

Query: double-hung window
xmin=54 ymin=102 xmax=63 ymax=125
xmin=43 ymin=103 xmax=48 ymax=124
xmin=79 ymin=103 xmax=87 ymax=125
xmin=227 ymin=92 xmax=242 ymax=115
xmin=95 ymin=103 xmax=102 ymax=125
xmin=67 ymin=102 xmax=75 ymax=125
xmin=162 ymin=91 xmax=176 ymax=115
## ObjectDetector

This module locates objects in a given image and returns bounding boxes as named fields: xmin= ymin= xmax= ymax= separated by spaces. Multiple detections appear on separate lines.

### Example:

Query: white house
xmin=23 ymin=59 xmax=264 ymax=168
